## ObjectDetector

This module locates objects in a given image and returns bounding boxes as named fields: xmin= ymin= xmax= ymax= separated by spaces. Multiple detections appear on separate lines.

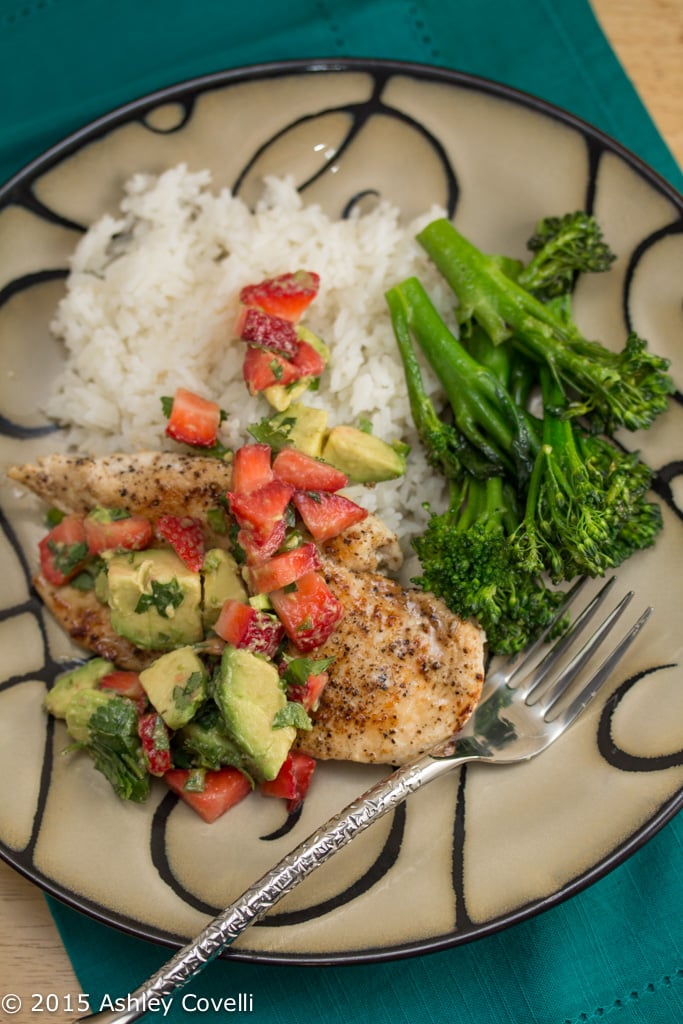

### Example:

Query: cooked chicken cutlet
xmin=295 ymin=556 xmax=486 ymax=765
xmin=319 ymin=514 xmax=403 ymax=574
xmin=7 ymin=451 xmax=232 ymax=519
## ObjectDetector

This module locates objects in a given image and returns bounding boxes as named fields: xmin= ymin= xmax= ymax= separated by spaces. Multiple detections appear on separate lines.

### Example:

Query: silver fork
xmin=76 ymin=578 xmax=651 ymax=1024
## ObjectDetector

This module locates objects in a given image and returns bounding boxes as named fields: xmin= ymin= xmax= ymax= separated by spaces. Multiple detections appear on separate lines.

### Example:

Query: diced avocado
xmin=263 ymin=326 xmax=331 ymax=412
xmin=201 ymin=548 xmax=248 ymax=628
xmin=104 ymin=548 xmax=203 ymax=650
xmin=65 ymin=687 xmax=119 ymax=744
xmin=213 ymin=646 xmax=295 ymax=782
xmin=322 ymin=424 xmax=408 ymax=483
xmin=138 ymin=646 xmax=208 ymax=730
xmin=262 ymin=380 xmax=309 ymax=412
xmin=284 ymin=403 xmax=329 ymax=456
xmin=64 ymin=689 xmax=149 ymax=802
xmin=44 ymin=657 xmax=115 ymax=719
xmin=266 ymin=402 xmax=329 ymax=457
xmin=175 ymin=703 xmax=253 ymax=775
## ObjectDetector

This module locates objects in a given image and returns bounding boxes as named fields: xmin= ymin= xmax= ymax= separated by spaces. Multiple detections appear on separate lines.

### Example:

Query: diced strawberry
xmin=164 ymin=767 xmax=252 ymax=823
xmin=38 ymin=514 xmax=89 ymax=586
xmin=270 ymin=571 xmax=344 ymax=652
xmin=236 ymin=307 xmax=300 ymax=357
xmin=237 ymin=517 xmax=287 ymax=565
xmin=138 ymin=711 xmax=172 ymax=776
xmin=290 ymin=338 xmax=327 ymax=378
xmin=293 ymin=491 xmax=368 ymax=542
xmin=227 ymin=479 xmax=294 ymax=540
xmin=242 ymin=345 xmax=302 ymax=393
xmin=165 ymin=387 xmax=222 ymax=448
xmin=272 ymin=449 xmax=348 ymax=492
xmin=231 ymin=443 xmax=274 ymax=495
xmin=214 ymin=599 xmax=285 ymax=658
xmin=287 ymin=671 xmax=329 ymax=712
xmin=99 ymin=670 xmax=146 ymax=705
xmin=260 ymin=752 xmax=316 ymax=812
xmin=245 ymin=542 xmax=321 ymax=594
xmin=156 ymin=515 xmax=205 ymax=573
xmin=84 ymin=511 xmax=153 ymax=555
xmin=240 ymin=270 xmax=320 ymax=322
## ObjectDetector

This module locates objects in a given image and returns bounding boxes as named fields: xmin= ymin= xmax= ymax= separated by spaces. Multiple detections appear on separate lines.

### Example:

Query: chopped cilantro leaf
xmin=272 ymin=701 xmax=313 ymax=731
xmin=135 ymin=578 xmax=184 ymax=618
xmin=48 ymin=538 xmax=88 ymax=576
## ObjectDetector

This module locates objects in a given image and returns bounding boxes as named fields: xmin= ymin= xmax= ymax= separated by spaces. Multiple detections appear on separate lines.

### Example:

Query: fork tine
xmin=545 ymin=606 xmax=653 ymax=730
xmin=534 ymin=589 xmax=634 ymax=713
xmin=486 ymin=576 xmax=591 ymax=693
xmin=513 ymin=576 xmax=618 ymax=701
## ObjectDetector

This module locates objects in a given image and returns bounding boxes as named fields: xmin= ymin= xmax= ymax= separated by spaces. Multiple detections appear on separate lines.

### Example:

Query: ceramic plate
xmin=0 ymin=59 xmax=682 ymax=964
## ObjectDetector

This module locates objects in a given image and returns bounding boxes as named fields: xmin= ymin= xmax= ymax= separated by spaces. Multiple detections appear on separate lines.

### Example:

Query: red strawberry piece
xmin=231 ymin=443 xmax=274 ymax=495
xmin=137 ymin=711 xmax=172 ymax=776
xmin=237 ymin=517 xmax=287 ymax=565
xmin=236 ymin=307 xmax=300 ymax=357
xmin=165 ymin=387 xmax=222 ymax=448
xmin=260 ymin=751 xmax=316 ymax=812
xmin=214 ymin=599 xmax=285 ymax=658
xmin=269 ymin=570 xmax=344 ymax=652
xmin=38 ymin=514 xmax=89 ymax=586
xmin=245 ymin=542 xmax=321 ymax=595
xmin=164 ymin=767 xmax=252 ymax=823
xmin=156 ymin=515 xmax=205 ymax=572
xmin=240 ymin=270 xmax=320 ymax=322
xmin=293 ymin=491 xmax=368 ymax=542
xmin=290 ymin=338 xmax=327 ymax=378
xmin=84 ymin=512 xmax=153 ymax=555
xmin=286 ymin=670 xmax=329 ymax=712
xmin=99 ymin=670 xmax=146 ymax=706
xmin=272 ymin=448 xmax=348 ymax=491
xmin=242 ymin=345 xmax=303 ymax=393
xmin=227 ymin=480 xmax=294 ymax=541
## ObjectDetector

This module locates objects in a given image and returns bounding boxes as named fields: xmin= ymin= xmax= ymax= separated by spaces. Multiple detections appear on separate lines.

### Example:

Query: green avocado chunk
xmin=64 ymin=687 xmax=119 ymax=743
xmin=213 ymin=646 xmax=295 ymax=782
xmin=175 ymin=703 xmax=253 ymax=776
xmin=201 ymin=548 xmax=247 ymax=629
xmin=44 ymin=657 xmax=115 ymax=719
xmin=103 ymin=548 xmax=203 ymax=650
xmin=321 ymin=424 xmax=407 ymax=483
xmin=138 ymin=646 xmax=208 ymax=730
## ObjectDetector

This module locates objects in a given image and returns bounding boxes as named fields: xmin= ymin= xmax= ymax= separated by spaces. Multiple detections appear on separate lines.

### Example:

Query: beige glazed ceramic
xmin=0 ymin=59 xmax=681 ymax=964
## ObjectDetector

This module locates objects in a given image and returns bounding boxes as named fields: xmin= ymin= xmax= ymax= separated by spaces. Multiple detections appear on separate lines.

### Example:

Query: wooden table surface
xmin=0 ymin=0 xmax=681 ymax=1015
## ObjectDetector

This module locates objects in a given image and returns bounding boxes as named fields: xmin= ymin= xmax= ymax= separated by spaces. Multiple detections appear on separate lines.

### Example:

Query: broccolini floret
xmin=517 ymin=211 xmax=616 ymax=300
xmin=412 ymin=474 xmax=565 ymax=655
xmin=416 ymin=217 xmax=674 ymax=434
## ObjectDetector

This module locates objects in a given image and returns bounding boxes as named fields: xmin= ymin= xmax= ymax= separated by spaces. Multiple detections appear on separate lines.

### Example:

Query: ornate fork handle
xmin=77 ymin=743 xmax=476 ymax=1024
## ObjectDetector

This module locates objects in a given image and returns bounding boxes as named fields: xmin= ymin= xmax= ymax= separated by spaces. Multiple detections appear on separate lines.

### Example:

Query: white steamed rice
xmin=45 ymin=164 xmax=453 ymax=559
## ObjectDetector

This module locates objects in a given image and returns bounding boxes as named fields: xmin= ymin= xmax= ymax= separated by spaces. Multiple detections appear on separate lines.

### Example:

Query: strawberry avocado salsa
xmin=39 ymin=270 xmax=407 ymax=823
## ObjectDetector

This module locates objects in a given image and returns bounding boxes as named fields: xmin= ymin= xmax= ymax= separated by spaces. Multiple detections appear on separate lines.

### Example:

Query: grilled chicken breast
xmin=7 ymin=450 xmax=232 ymax=519
xmin=295 ymin=556 xmax=485 ymax=765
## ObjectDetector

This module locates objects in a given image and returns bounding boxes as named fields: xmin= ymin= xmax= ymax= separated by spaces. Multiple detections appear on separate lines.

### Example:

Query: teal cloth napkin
xmin=2 ymin=0 xmax=681 ymax=1021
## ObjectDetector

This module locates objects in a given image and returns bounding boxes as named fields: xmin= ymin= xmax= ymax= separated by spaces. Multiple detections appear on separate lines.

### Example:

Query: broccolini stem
xmin=386 ymin=277 xmax=535 ymax=481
